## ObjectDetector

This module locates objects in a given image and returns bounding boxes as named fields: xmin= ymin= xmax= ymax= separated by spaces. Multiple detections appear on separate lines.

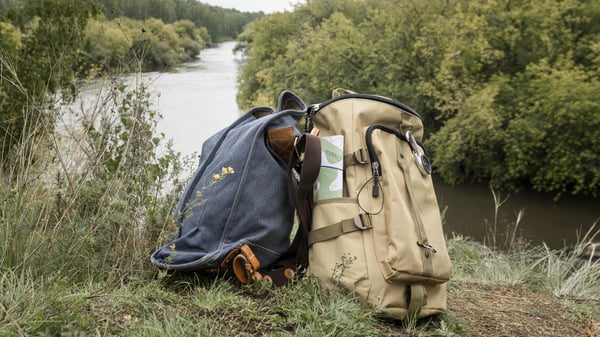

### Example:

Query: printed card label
xmin=316 ymin=135 xmax=344 ymax=200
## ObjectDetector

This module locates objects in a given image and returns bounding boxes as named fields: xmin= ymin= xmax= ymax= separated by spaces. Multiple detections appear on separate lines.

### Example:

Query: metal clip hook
xmin=405 ymin=130 xmax=432 ymax=175
xmin=417 ymin=241 xmax=437 ymax=254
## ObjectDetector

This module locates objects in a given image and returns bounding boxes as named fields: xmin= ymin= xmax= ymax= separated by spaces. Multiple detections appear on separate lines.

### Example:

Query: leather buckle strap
xmin=221 ymin=244 xmax=263 ymax=285
xmin=261 ymin=266 xmax=296 ymax=286
xmin=287 ymin=133 xmax=321 ymax=268
xmin=221 ymin=245 xmax=297 ymax=286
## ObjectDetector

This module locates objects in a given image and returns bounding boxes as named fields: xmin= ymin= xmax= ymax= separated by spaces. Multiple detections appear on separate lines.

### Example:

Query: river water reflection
xmin=434 ymin=176 xmax=598 ymax=249
xmin=150 ymin=42 xmax=598 ymax=249
xmin=149 ymin=41 xmax=242 ymax=158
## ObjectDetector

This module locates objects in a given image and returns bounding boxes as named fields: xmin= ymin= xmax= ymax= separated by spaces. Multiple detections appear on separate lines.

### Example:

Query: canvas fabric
xmin=151 ymin=91 xmax=309 ymax=273
xmin=307 ymin=89 xmax=453 ymax=320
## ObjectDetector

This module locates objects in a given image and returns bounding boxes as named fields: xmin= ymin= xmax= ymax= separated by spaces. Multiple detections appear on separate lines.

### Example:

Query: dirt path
xmin=447 ymin=282 xmax=599 ymax=337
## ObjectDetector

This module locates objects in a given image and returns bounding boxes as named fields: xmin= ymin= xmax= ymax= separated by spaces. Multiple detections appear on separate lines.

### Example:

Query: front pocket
xmin=309 ymin=198 xmax=370 ymax=294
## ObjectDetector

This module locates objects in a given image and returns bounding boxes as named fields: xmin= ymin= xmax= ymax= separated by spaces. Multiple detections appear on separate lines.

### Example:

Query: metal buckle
xmin=231 ymin=245 xmax=262 ymax=285
xmin=354 ymin=213 xmax=373 ymax=230
xmin=354 ymin=148 xmax=369 ymax=164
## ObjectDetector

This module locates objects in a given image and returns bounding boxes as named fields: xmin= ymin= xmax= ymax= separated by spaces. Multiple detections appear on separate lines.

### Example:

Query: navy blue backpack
xmin=151 ymin=91 xmax=320 ymax=285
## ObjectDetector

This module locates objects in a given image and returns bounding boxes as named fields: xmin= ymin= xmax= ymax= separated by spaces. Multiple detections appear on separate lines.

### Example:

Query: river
xmin=146 ymin=41 xmax=242 ymax=157
xmin=146 ymin=41 xmax=598 ymax=250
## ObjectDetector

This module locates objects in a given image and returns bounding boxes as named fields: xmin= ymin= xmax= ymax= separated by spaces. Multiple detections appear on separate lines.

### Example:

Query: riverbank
xmin=69 ymin=41 xmax=598 ymax=250
xmin=1 ymin=232 xmax=598 ymax=336
xmin=2 ymin=115 xmax=598 ymax=336
xmin=444 ymin=232 xmax=600 ymax=337
xmin=2 ymin=42 xmax=598 ymax=337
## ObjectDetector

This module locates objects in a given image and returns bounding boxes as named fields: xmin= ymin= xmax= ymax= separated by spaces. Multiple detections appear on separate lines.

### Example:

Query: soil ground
xmin=446 ymin=282 xmax=599 ymax=337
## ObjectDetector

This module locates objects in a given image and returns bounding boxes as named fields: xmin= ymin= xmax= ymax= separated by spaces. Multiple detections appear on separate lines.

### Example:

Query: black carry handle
xmin=365 ymin=125 xmax=432 ymax=198
xmin=365 ymin=125 xmax=404 ymax=197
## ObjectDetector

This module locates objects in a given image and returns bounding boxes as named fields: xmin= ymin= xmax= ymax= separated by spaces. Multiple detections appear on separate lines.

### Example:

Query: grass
xmin=3 ymin=235 xmax=595 ymax=337
xmin=0 ymin=70 xmax=598 ymax=336
xmin=0 ymin=270 xmax=385 ymax=337
xmin=450 ymin=187 xmax=600 ymax=301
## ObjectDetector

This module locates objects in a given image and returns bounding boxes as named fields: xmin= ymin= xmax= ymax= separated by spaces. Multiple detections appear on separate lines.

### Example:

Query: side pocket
xmin=267 ymin=126 xmax=296 ymax=165
xmin=308 ymin=198 xmax=370 ymax=296
xmin=367 ymin=129 xmax=452 ymax=284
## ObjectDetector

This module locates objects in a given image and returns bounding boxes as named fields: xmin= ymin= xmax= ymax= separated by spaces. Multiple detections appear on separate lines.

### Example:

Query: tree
xmin=503 ymin=59 xmax=600 ymax=196
xmin=275 ymin=12 xmax=370 ymax=102
xmin=236 ymin=0 xmax=370 ymax=108
xmin=173 ymin=19 xmax=206 ymax=61
xmin=83 ymin=16 xmax=132 ymax=72
xmin=236 ymin=12 xmax=306 ymax=106
xmin=235 ymin=0 xmax=600 ymax=197
xmin=94 ymin=0 xmax=260 ymax=43
xmin=0 ymin=0 xmax=98 ymax=159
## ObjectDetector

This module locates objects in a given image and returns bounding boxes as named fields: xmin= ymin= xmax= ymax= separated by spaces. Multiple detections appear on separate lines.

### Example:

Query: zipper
xmin=365 ymin=124 xmax=405 ymax=197
xmin=305 ymin=103 xmax=320 ymax=133
xmin=365 ymin=124 xmax=438 ymax=256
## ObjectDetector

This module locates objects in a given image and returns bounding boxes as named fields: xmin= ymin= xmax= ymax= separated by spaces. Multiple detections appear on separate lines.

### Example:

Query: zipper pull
xmin=417 ymin=241 xmax=437 ymax=253
xmin=305 ymin=104 xmax=319 ymax=133
xmin=371 ymin=161 xmax=380 ymax=197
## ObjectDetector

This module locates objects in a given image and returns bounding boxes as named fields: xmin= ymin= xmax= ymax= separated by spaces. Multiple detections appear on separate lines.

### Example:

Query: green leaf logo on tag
xmin=316 ymin=135 xmax=344 ymax=200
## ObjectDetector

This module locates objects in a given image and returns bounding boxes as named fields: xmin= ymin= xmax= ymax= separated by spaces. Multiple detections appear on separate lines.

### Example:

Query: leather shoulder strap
xmin=287 ymin=133 xmax=321 ymax=269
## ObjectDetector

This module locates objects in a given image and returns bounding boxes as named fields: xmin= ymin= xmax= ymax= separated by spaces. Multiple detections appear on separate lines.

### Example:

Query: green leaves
xmin=504 ymin=59 xmax=600 ymax=196
xmin=0 ymin=0 xmax=99 ymax=158
xmin=81 ymin=16 xmax=207 ymax=73
xmin=236 ymin=0 xmax=600 ymax=197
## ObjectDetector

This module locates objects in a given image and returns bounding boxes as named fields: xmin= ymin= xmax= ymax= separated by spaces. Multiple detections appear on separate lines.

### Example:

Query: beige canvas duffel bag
xmin=307 ymin=89 xmax=453 ymax=320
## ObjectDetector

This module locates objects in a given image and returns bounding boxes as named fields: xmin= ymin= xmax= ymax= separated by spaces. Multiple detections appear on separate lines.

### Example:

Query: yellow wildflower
xmin=221 ymin=166 xmax=235 ymax=175
xmin=213 ymin=173 xmax=221 ymax=180
xmin=169 ymin=243 xmax=176 ymax=251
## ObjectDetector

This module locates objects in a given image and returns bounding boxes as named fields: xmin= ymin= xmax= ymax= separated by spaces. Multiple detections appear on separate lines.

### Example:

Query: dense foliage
xmin=0 ymin=0 xmax=99 ymax=159
xmin=92 ymin=0 xmax=262 ymax=43
xmin=0 ymin=0 xmax=262 ymax=281
xmin=236 ymin=0 xmax=600 ymax=198
xmin=82 ymin=16 xmax=209 ymax=73
xmin=0 ymin=0 xmax=205 ymax=280
xmin=0 ymin=0 xmax=261 ymax=42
